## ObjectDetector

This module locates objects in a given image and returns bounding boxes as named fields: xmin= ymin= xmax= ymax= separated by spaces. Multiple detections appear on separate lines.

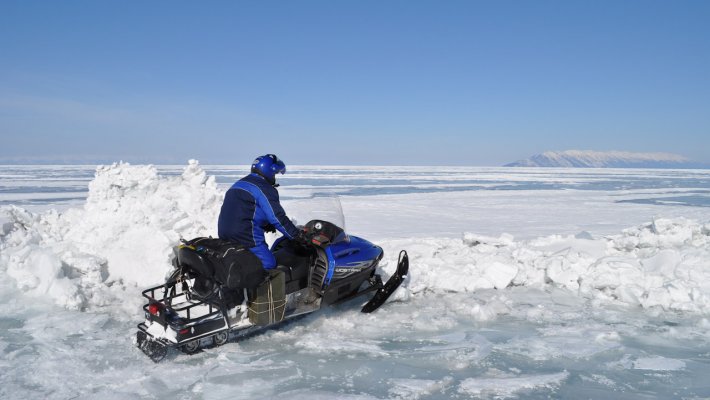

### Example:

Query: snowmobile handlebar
xmin=300 ymin=219 xmax=347 ymax=247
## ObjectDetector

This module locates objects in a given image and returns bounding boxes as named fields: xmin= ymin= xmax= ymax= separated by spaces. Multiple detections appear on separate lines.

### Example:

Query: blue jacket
xmin=218 ymin=173 xmax=300 ymax=250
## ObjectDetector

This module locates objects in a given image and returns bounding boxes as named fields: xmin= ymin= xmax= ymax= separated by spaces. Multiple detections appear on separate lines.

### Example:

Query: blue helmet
xmin=251 ymin=154 xmax=286 ymax=185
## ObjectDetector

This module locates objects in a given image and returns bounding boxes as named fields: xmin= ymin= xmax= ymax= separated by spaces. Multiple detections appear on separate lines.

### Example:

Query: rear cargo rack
xmin=141 ymin=281 xmax=223 ymax=326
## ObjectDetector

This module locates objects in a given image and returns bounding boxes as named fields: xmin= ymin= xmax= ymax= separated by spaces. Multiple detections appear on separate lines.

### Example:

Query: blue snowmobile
xmin=136 ymin=195 xmax=408 ymax=362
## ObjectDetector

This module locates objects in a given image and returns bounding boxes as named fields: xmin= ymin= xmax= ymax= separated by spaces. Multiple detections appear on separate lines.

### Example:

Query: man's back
xmin=218 ymin=173 xmax=299 ymax=248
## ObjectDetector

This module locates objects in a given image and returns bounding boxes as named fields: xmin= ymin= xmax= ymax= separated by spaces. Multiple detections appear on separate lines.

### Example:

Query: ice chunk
xmin=459 ymin=370 xmax=569 ymax=398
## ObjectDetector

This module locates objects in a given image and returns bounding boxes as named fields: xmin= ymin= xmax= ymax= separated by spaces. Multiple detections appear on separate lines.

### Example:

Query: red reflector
xmin=179 ymin=328 xmax=190 ymax=335
xmin=148 ymin=303 xmax=160 ymax=316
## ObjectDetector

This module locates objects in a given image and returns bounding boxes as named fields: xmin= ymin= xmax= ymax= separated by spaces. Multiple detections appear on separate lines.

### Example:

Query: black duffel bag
xmin=176 ymin=237 xmax=266 ymax=292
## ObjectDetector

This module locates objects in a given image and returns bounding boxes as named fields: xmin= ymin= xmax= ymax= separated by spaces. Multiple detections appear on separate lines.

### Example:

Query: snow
xmin=1 ymin=162 xmax=710 ymax=399
xmin=1 ymin=160 xmax=221 ymax=314
xmin=373 ymin=219 xmax=710 ymax=313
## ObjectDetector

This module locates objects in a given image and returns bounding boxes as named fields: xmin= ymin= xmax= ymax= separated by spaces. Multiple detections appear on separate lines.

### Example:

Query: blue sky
xmin=1 ymin=1 xmax=709 ymax=165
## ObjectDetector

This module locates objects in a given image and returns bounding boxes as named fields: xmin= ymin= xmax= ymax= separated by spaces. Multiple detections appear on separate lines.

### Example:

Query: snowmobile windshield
xmin=286 ymin=193 xmax=349 ymax=244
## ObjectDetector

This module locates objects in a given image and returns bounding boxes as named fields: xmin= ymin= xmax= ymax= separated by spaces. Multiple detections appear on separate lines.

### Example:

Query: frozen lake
xmin=1 ymin=162 xmax=710 ymax=399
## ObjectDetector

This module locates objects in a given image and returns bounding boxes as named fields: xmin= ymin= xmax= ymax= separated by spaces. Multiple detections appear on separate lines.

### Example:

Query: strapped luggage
xmin=248 ymin=269 xmax=286 ymax=326
xmin=176 ymin=237 xmax=267 ymax=294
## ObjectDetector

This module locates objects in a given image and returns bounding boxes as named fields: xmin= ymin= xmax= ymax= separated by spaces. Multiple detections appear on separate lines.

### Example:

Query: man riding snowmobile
xmin=136 ymin=161 xmax=410 ymax=360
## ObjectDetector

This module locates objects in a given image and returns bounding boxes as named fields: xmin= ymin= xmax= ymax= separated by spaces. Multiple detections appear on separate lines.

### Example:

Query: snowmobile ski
xmin=361 ymin=250 xmax=409 ymax=313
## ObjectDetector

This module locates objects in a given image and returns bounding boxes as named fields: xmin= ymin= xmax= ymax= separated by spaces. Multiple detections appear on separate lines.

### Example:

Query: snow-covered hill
xmin=506 ymin=150 xmax=707 ymax=168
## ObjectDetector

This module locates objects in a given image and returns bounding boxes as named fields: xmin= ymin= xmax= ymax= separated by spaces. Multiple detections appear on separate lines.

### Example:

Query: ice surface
xmin=631 ymin=356 xmax=686 ymax=371
xmin=1 ymin=162 xmax=710 ymax=399
xmin=458 ymin=371 xmax=569 ymax=398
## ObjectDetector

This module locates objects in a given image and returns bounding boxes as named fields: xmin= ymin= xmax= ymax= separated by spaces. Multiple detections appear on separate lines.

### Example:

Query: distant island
xmin=505 ymin=150 xmax=708 ymax=169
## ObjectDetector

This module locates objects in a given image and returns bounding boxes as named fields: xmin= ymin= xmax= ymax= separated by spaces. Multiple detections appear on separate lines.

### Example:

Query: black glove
xmin=294 ymin=230 xmax=310 ymax=246
xmin=262 ymin=223 xmax=276 ymax=233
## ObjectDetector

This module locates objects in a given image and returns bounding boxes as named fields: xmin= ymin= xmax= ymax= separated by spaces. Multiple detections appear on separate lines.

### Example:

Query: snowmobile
xmin=135 ymin=196 xmax=408 ymax=362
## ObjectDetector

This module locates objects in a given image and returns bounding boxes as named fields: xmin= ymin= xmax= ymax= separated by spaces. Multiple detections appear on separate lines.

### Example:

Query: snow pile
xmin=0 ymin=160 xmax=222 ymax=312
xmin=389 ymin=217 xmax=710 ymax=313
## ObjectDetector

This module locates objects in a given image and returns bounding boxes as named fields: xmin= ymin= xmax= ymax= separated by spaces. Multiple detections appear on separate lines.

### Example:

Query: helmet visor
xmin=275 ymin=158 xmax=286 ymax=174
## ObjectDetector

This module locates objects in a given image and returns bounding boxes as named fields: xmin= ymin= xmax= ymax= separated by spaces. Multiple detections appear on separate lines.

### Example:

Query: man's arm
xmin=254 ymin=186 xmax=301 ymax=239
